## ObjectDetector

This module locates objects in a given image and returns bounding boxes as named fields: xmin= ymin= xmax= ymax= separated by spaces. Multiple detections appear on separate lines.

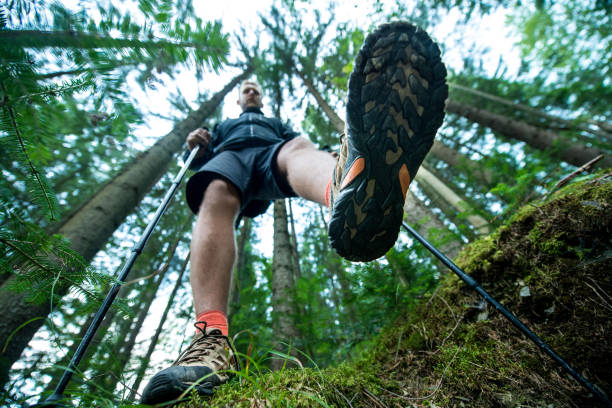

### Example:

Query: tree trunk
xmin=270 ymin=200 xmax=301 ymax=370
xmin=448 ymin=82 xmax=612 ymax=141
xmin=402 ymin=190 xmax=462 ymax=261
xmin=0 ymin=68 xmax=252 ymax=387
xmin=286 ymin=199 xmax=302 ymax=282
xmin=429 ymin=140 xmax=495 ymax=187
xmin=127 ymin=254 xmax=189 ymax=401
xmin=296 ymin=70 xmax=345 ymax=134
xmin=417 ymin=166 xmax=490 ymax=236
xmin=445 ymin=99 xmax=612 ymax=168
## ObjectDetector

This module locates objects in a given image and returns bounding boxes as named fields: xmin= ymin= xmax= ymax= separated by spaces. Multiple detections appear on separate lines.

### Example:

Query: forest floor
xmin=178 ymin=171 xmax=611 ymax=408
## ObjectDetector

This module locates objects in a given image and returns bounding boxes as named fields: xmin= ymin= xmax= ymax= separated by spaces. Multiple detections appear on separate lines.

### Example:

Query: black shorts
xmin=185 ymin=140 xmax=297 ymax=218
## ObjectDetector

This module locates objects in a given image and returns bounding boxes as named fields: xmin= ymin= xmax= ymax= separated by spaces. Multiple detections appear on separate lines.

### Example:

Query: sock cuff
xmin=325 ymin=178 xmax=332 ymax=208
xmin=196 ymin=310 xmax=228 ymax=336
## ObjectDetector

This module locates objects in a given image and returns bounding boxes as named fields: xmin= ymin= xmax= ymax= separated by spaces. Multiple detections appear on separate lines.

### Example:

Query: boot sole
xmin=141 ymin=365 xmax=219 ymax=404
xmin=329 ymin=21 xmax=447 ymax=262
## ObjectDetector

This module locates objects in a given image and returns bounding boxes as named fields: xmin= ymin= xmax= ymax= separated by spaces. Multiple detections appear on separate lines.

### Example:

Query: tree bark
xmin=286 ymin=199 xmax=302 ymax=282
xmin=0 ymin=68 xmax=252 ymax=387
xmin=448 ymin=82 xmax=612 ymax=141
xmin=270 ymin=200 xmax=301 ymax=370
xmin=296 ymin=70 xmax=345 ymax=134
xmin=402 ymin=190 xmax=462 ymax=261
xmin=429 ymin=140 xmax=495 ymax=187
xmin=445 ymin=99 xmax=612 ymax=168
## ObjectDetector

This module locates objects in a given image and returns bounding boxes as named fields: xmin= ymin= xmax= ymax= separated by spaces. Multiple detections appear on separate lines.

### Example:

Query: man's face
xmin=238 ymin=82 xmax=263 ymax=111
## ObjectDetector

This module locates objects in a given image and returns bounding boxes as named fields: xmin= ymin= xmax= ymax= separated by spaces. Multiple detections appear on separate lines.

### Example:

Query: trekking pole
xmin=401 ymin=221 xmax=611 ymax=407
xmin=33 ymin=146 xmax=201 ymax=407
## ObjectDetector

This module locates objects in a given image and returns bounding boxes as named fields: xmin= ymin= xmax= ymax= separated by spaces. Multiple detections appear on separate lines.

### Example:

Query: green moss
xmin=405 ymin=331 xmax=426 ymax=350
xmin=177 ymin=172 xmax=611 ymax=408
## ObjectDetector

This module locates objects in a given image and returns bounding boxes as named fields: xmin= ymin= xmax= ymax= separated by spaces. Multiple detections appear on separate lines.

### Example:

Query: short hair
xmin=238 ymin=80 xmax=263 ymax=96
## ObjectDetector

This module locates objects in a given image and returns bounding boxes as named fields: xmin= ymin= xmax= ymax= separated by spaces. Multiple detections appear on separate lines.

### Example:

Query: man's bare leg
xmin=276 ymin=137 xmax=335 ymax=206
xmin=190 ymin=179 xmax=241 ymax=316
xmin=141 ymin=178 xmax=240 ymax=404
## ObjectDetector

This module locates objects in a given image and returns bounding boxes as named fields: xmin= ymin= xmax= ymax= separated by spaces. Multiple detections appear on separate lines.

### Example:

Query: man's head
xmin=237 ymin=80 xmax=264 ymax=111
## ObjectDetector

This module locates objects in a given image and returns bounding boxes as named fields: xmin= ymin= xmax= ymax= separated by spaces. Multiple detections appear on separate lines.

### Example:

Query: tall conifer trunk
xmin=445 ymin=99 xmax=612 ymax=168
xmin=271 ymin=199 xmax=301 ymax=370
xmin=268 ymin=90 xmax=301 ymax=369
xmin=448 ymin=82 xmax=612 ymax=141
xmin=429 ymin=141 xmax=495 ymax=187
xmin=0 ymin=69 xmax=252 ymax=387
xmin=418 ymin=166 xmax=490 ymax=235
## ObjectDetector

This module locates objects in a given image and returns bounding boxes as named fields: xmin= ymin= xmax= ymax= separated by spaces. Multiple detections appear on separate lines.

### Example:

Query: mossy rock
xmin=178 ymin=173 xmax=611 ymax=407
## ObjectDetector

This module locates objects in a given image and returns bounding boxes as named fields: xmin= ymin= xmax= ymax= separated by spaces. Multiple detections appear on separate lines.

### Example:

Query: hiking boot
xmin=141 ymin=322 xmax=239 ymax=405
xmin=328 ymin=21 xmax=447 ymax=262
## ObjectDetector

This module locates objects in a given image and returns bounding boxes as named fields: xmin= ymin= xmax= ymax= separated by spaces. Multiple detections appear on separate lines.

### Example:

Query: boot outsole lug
xmin=329 ymin=21 xmax=448 ymax=262
xmin=141 ymin=365 xmax=219 ymax=404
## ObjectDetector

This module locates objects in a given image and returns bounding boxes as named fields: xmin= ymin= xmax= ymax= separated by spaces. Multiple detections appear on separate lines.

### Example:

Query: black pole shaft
xmin=401 ymin=221 xmax=610 ymax=406
xmin=36 ymin=146 xmax=200 ymax=406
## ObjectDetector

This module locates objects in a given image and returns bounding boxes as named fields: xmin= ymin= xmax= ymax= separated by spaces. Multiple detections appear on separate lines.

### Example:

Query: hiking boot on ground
xmin=328 ymin=21 xmax=448 ymax=262
xmin=141 ymin=322 xmax=239 ymax=405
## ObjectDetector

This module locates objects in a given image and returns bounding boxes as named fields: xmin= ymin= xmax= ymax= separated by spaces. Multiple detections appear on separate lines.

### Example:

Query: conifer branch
xmin=1 ymin=238 xmax=51 ymax=273
xmin=0 ymin=29 xmax=225 ymax=52
xmin=1 ymin=82 xmax=56 ymax=220
xmin=3 ymin=80 xmax=90 ymax=107
xmin=1 ymin=237 xmax=102 ymax=303
xmin=36 ymin=65 xmax=116 ymax=80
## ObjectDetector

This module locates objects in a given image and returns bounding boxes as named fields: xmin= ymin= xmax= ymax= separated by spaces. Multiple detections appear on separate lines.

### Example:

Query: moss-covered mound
xmin=180 ymin=173 xmax=611 ymax=407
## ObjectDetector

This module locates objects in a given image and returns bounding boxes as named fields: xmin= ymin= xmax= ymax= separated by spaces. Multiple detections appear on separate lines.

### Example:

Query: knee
xmin=277 ymin=137 xmax=316 ymax=174
xmin=199 ymin=179 xmax=241 ymax=215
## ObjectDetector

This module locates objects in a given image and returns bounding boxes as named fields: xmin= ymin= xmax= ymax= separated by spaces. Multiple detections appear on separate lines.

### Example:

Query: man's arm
xmin=183 ymin=126 xmax=214 ymax=170
xmin=186 ymin=127 xmax=212 ymax=153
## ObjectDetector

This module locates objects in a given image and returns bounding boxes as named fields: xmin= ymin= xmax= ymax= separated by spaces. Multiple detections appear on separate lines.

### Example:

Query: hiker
xmin=141 ymin=21 xmax=447 ymax=404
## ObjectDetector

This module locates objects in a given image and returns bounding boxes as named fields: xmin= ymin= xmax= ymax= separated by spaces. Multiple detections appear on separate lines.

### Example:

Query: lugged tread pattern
xmin=141 ymin=365 xmax=217 ymax=404
xmin=329 ymin=21 xmax=448 ymax=262
xmin=140 ymin=327 xmax=238 ymax=404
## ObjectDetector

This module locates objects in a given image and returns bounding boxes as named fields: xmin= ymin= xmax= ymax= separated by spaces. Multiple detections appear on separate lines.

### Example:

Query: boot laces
xmin=174 ymin=322 xmax=229 ymax=365
xmin=173 ymin=321 xmax=240 ymax=371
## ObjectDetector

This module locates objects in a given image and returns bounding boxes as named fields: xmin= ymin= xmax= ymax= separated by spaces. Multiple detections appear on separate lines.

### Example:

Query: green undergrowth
xmin=177 ymin=171 xmax=611 ymax=407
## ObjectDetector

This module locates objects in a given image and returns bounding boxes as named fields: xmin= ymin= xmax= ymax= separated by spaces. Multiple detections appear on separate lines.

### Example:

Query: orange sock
xmin=325 ymin=178 xmax=332 ymax=207
xmin=195 ymin=310 xmax=228 ymax=336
